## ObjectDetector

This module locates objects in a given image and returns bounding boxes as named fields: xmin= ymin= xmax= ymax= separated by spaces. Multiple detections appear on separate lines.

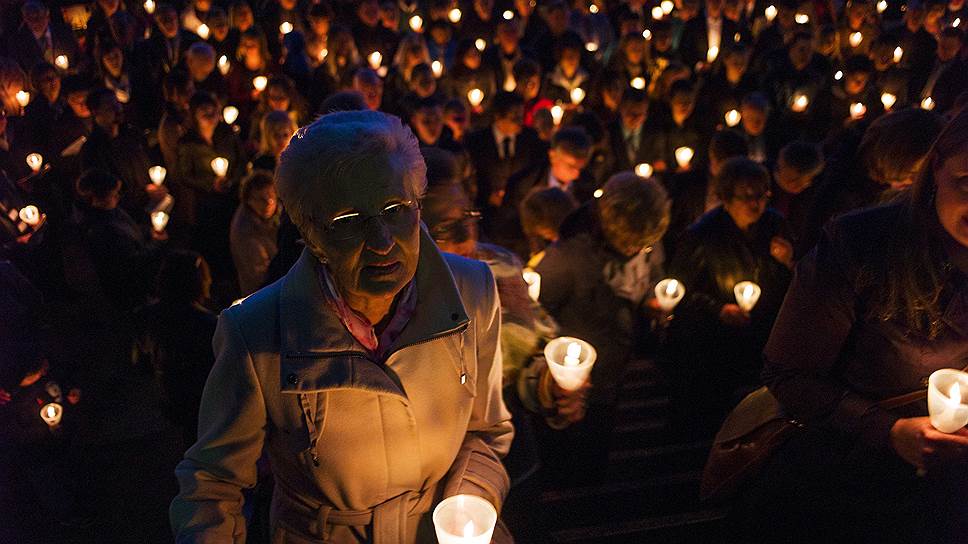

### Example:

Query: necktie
xmin=626 ymin=132 xmax=638 ymax=163
xmin=502 ymin=136 xmax=512 ymax=160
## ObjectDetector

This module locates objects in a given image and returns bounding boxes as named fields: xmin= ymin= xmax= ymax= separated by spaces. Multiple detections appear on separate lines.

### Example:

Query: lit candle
xmin=675 ymin=146 xmax=694 ymax=169
xmin=661 ymin=0 xmax=675 ymax=13
xmin=795 ymin=12 xmax=810 ymax=24
xmin=522 ymin=269 xmax=541 ymax=302
xmin=880 ymin=92 xmax=897 ymax=110
xmin=144 ymin=0 xmax=155 ymax=14
xmin=40 ymin=403 xmax=63 ymax=427
xmin=725 ymin=108 xmax=742 ymax=127
xmin=651 ymin=6 xmax=665 ymax=19
xmin=921 ymin=96 xmax=935 ymax=110
xmin=834 ymin=70 xmax=843 ymax=81
xmin=791 ymin=93 xmax=809 ymax=112
xmin=849 ymin=102 xmax=867 ymax=120
xmin=877 ymin=0 xmax=888 ymax=12
xmin=150 ymin=210 xmax=170 ymax=232
xmin=409 ymin=15 xmax=423 ymax=32
xmin=196 ymin=23 xmax=210 ymax=39
xmin=643 ymin=29 xmax=653 ymax=40
xmin=585 ymin=41 xmax=599 ymax=52
xmin=893 ymin=46 xmax=904 ymax=64
xmin=55 ymin=54 xmax=69 ymax=70
xmin=503 ymin=10 xmax=514 ymax=20
xmin=630 ymin=76 xmax=646 ymax=90
xmin=318 ymin=48 xmax=328 ymax=62
xmin=19 ymin=205 xmax=41 ymax=226
xmin=433 ymin=495 xmax=497 ymax=544
xmin=211 ymin=157 xmax=229 ymax=177
xmin=253 ymin=75 xmax=268 ymax=92
xmin=503 ymin=75 xmax=517 ymax=92
xmin=570 ymin=87 xmax=586 ymax=105
xmin=733 ymin=281 xmax=761 ymax=312
xmin=954 ymin=17 xmax=961 ymax=27
xmin=927 ymin=369 xmax=968 ymax=433
xmin=115 ymin=89 xmax=130 ymax=103
xmin=16 ymin=90 xmax=30 ymax=108
xmin=148 ymin=165 xmax=167 ymax=185
xmin=218 ymin=55 xmax=230 ymax=75
xmin=765 ymin=4 xmax=777 ymax=21
xmin=654 ymin=278 xmax=685 ymax=311
xmin=634 ymin=163 xmax=654 ymax=178
xmin=589 ymin=3 xmax=599 ymax=13
xmin=368 ymin=51 xmax=383 ymax=70
xmin=550 ymin=105 xmax=564 ymax=126
xmin=544 ymin=336 xmax=597 ymax=390
xmin=474 ymin=39 xmax=486 ymax=52
xmin=467 ymin=88 xmax=484 ymax=107
xmin=448 ymin=8 xmax=462 ymax=23
xmin=279 ymin=21 xmax=293 ymax=35
xmin=431 ymin=60 xmax=443 ymax=78
xmin=222 ymin=106 xmax=239 ymax=124
xmin=593 ymin=188 xmax=604 ymax=198
xmin=706 ymin=45 xmax=720 ymax=64
xmin=25 ymin=152 xmax=43 ymax=172
xmin=849 ymin=31 xmax=863 ymax=48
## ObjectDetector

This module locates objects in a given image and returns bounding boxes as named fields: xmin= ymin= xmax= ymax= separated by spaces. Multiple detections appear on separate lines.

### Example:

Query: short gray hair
xmin=276 ymin=110 xmax=427 ymax=232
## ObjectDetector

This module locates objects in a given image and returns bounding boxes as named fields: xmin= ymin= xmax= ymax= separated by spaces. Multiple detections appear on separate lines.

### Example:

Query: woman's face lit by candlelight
xmin=934 ymin=145 xmax=968 ymax=249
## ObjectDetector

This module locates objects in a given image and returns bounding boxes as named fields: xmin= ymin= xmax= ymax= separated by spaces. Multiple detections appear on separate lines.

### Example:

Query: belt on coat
xmin=275 ymin=481 xmax=435 ymax=543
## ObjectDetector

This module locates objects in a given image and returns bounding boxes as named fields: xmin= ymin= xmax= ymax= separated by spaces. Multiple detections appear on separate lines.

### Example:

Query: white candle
xmin=928 ymin=369 xmax=968 ymax=433
xmin=253 ymin=75 xmax=268 ymax=92
xmin=150 ymin=210 xmax=169 ymax=232
xmin=733 ymin=281 xmax=761 ymax=312
xmin=196 ymin=23 xmax=210 ymax=40
xmin=148 ymin=165 xmax=167 ymax=185
xmin=409 ymin=15 xmax=423 ymax=32
xmin=544 ymin=336 xmax=597 ymax=391
xmin=765 ymin=4 xmax=777 ymax=21
xmin=675 ymin=146 xmax=694 ymax=168
xmin=16 ymin=90 xmax=30 ymax=108
xmin=877 ymin=0 xmax=888 ymax=13
xmin=218 ymin=55 xmax=230 ymax=75
xmin=654 ymin=278 xmax=685 ymax=311
xmin=448 ymin=8 xmax=462 ymax=23
xmin=368 ymin=51 xmax=383 ymax=70
xmin=550 ymin=105 xmax=564 ymax=126
xmin=502 ymin=10 xmax=514 ymax=20
xmin=467 ymin=88 xmax=484 ymax=107
xmin=849 ymin=31 xmax=863 ymax=48
xmin=222 ymin=106 xmax=239 ymax=124
xmin=593 ymin=188 xmax=604 ymax=198
xmin=522 ymin=269 xmax=541 ymax=302
xmin=144 ymin=0 xmax=155 ymax=14
xmin=706 ymin=46 xmax=719 ymax=64
xmin=55 ymin=55 xmax=69 ymax=70
xmin=26 ymin=152 xmax=43 ymax=172
xmin=834 ymin=70 xmax=843 ymax=81
xmin=795 ymin=12 xmax=810 ymax=24
xmin=791 ymin=93 xmax=809 ymax=112
xmin=318 ymin=48 xmax=328 ymax=62
xmin=954 ymin=17 xmax=961 ymax=27
xmin=634 ymin=163 xmax=654 ymax=178
xmin=643 ymin=29 xmax=653 ymax=40
xmin=589 ymin=3 xmax=599 ymax=13
xmin=652 ymin=6 xmax=665 ymax=19
xmin=474 ymin=39 xmax=486 ymax=52
xmin=19 ymin=205 xmax=41 ymax=226
xmin=661 ymin=0 xmax=675 ymax=14
xmin=211 ymin=157 xmax=229 ymax=177
xmin=893 ymin=46 xmax=904 ymax=64
xmin=570 ymin=87 xmax=586 ymax=105
xmin=725 ymin=109 xmax=742 ymax=127
xmin=921 ymin=96 xmax=935 ymax=110
xmin=503 ymin=75 xmax=517 ymax=92
xmin=880 ymin=93 xmax=897 ymax=110
xmin=279 ymin=21 xmax=293 ymax=35
xmin=630 ymin=76 xmax=646 ymax=90
xmin=585 ymin=41 xmax=599 ymax=52
xmin=849 ymin=102 xmax=867 ymax=120
xmin=40 ymin=402 xmax=63 ymax=427
xmin=431 ymin=60 xmax=443 ymax=78
xmin=433 ymin=495 xmax=497 ymax=544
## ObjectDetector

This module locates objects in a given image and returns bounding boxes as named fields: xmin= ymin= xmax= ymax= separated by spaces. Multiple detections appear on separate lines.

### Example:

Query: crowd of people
xmin=0 ymin=0 xmax=966 ymax=540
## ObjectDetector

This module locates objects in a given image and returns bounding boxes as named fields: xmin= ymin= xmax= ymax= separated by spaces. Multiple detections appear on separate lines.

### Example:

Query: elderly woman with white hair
xmin=170 ymin=111 xmax=514 ymax=542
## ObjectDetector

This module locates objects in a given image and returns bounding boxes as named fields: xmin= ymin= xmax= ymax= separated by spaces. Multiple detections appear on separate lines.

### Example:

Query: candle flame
xmin=16 ymin=90 xmax=30 ymax=108
xmin=725 ymin=109 xmax=741 ymax=127
xmin=467 ymin=88 xmax=484 ymax=107
xmin=630 ymin=77 xmax=646 ymax=90
xmin=19 ymin=205 xmax=40 ymax=226
xmin=877 ymin=0 xmax=887 ymax=12
xmin=950 ymin=382 xmax=962 ymax=405
xmin=211 ymin=157 xmax=229 ymax=177
xmin=448 ymin=8 xmax=462 ymax=23
xmin=849 ymin=31 xmax=863 ymax=48
xmin=652 ymin=6 xmax=664 ymax=19
xmin=675 ymin=146 xmax=694 ymax=168
xmin=503 ymin=10 xmax=514 ymax=19
xmin=151 ymin=210 xmax=169 ymax=232
xmin=463 ymin=520 xmax=476 ymax=538
xmin=849 ymin=102 xmax=867 ymax=119
xmin=148 ymin=165 xmax=167 ymax=185
xmin=643 ymin=29 xmax=653 ymax=40
xmin=880 ymin=93 xmax=896 ymax=109
xmin=564 ymin=342 xmax=582 ymax=367
xmin=765 ymin=4 xmax=777 ymax=21
xmin=795 ymin=12 xmax=809 ymax=24
xmin=634 ymin=163 xmax=653 ymax=178
xmin=570 ymin=87 xmax=586 ymax=104
xmin=707 ymin=46 xmax=719 ymax=64
xmin=661 ymin=0 xmax=675 ymax=13
xmin=26 ymin=152 xmax=43 ymax=172
xmin=409 ymin=15 xmax=423 ymax=31
xmin=223 ymin=106 xmax=239 ymax=125
xmin=665 ymin=279 xmax=679 ymax=296
xmin=253 ymin=75 xmax=268 ymax=91
xmin=585 ymin=41 xmax=599 ymax=52
xmin=893 ymin=46 xmax=903 ymax=63
xmin=46 ymin=405 xmax=56 ymax=418
xmin=792 ymin=94 xmax=809 ymax=112
xmin=144 ymin=0 xmax=155 ymax=14
xmin=368 ymin=51 xmax=383 ymax=69
xmin=835 ymin=70 xmax=843 ymax=80
xmin=431 ymin=60 xmax=443 ymax=78
xmin=197 ymin=23 xmax=210 ymax=39
xmin=55 ymin=55 xmax=69 ymax=70
xmin=550 ymin=105 xmax=564 ymax=126
xmin=218 ymin=55 xmax=230 ymax=75
xmin=279 ymin=21 xmax=293 ymax=34
xmin=593 ymin=188 xmax=604 ymax=198
xmin=475 ymin=39 xmax=486 ymax=52
xmin=743 ymin=284 xmax=754 ymax=300
xmin=921 ymin=96 xmax=935 ymax=110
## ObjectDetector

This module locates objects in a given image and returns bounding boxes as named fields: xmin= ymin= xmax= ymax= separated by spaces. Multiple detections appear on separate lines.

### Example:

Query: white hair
xmin=276 ymin=110 xmax=427 ymax=233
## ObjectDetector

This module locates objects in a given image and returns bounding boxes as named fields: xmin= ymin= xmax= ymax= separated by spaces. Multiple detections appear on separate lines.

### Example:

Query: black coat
xmin=466 ymin=126 xmax=547 ymax=211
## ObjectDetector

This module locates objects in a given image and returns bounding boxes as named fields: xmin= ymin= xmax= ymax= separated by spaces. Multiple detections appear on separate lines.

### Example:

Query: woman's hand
xmin=890 ymin=417 xmax=968 ymax=472
xmin=719 ymin=304 xmax=751 ymax=327
xmin=213 ymin=176 xmax=231 ymax=193
xmin=552 ymin=380 xmax=589 ymax=424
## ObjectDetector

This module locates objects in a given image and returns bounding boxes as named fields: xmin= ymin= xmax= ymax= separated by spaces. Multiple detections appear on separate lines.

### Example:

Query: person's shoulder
xmin=219 ymin=277 xmax=284 ymax=334
xmin=443 ymin=251 xmax=494 ymax=286
xmin=827 ymin=201 xmax=904 ymax=240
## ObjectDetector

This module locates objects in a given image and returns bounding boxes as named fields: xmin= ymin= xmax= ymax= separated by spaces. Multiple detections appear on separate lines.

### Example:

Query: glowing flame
xmin=475 ymin=39 xmax=486 ymax=52
xmin=707 ymin=46 xmax=719 ymax=63
xmin=949 ymin=382 xmax=962 ymax=405
xmin=643 ymin=29 xmax=653 ymax=40
xmin=921 ymin=96 xmax=935 ymax=110
xmin=279 ymin=21 xmax=293 ymax=34
xmin=675 ymin=146 xmax=694 ymax=168
xmin=585 ymin=41 xmax=599 ymax=52
xmin=765 ymin=5 xmax=777 ymax=21
xmin=19 ymin=205 xmax=40 ymax=226
xmin=795 ymin=12 xmax=809 ymax=24
xmin=46 ymin=405 xmax=56 ymax=418
xmin=634 ymin=163 xmax=653 ymax=178
xmin=652 ymin=6 xmax=664 ymax=19
xmin=791 ymin=93 xmax=809 ymax=112
xmin=661 ymin=0 xmax=675 ymax=13
xmin=849 ymin=102 xmax=867 ymax=119
xmin=409 ymin=15 xmax=423 ymax=32
xmin=570 ymin=87 xmax=586 ymax=104
xmin=463 ymin=520 xmax=476 ymax=538
xmin=665 ymin=279 xmax=679 ymax=297
xmin=593 ymin=188 xmax=604 ymax=198
xmin=55 ymin=55 xmax=69 ymax=70
xmin=564 ymin=342 xmax=582 ymax=367
xmin=196 ymin=23 xmax=210 ymax=39
xmin=630 ymin=77 xmax=646 ymax=90
xmin=448 ymin=8 xmax=462 ymax=23
xmin=877 ymin=0 xmax=888 ymax=12
xmin=835 ymin=70 xmax=843 ymax=80
xmin=849 ymin=31 xmax=863 ymax=48
xmin=880 ymin=93 xmax=897 ymax=110
xmin=253 ymin=75 xmax=268 ymax=91
xmin=550 ymin=105 xmax=564 ymax=126
xmin=211 ymin=157 xmax=229 ymax=177
xmin=368 ymin=51 xmax=383 ymax=69
xmin=893 ymin=46 xmax=903 ymax=63
xmin=144 ymin=0 xmax=155 ymax=14
xmin=467 ymin=88 xmax=484 ymax=107
xmin=148 ymin=165 xmax=167 ymax=185
xmin=725 ymin=109 xmax=742 ymax=127
xmin=15 ymin=90 xmax=30 ymax=108
xmin=218 ymin=55 xmax=230 ymax=75
xmin=150 ymin=210 xmax=169 ymax=232
xmin=431 ymin=60 xmax=443 ymax=78
xmin=222 ymin=106 xmax=239 ymax=125
xmin=503 ymin=10 xmax=514 ymax=20
xmin=25 ymin=152 xmax=43 ymax=172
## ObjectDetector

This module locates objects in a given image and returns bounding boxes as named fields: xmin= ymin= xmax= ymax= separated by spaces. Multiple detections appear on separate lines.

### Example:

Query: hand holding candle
xmin=211 ymin=157 xmax=229 ymax=178
xmin=654 ymin=278 xmax=685 ymax=312
xmin=40 ymin=402 xmax=63 ymax=428
xmin=19 ymin=205 xmax=41 ymax=227
xmin=734 ymin=281 xmax=761 ymax=312
xmin=26 ymin=152 xmax=43 ymax=173
xmin=544 ymin=337 xmax=596 ymax=391
xmin=433 ymin=495 xmax=497 ymax=544
xmin=928 ymin=369 xmax=968 ymax=433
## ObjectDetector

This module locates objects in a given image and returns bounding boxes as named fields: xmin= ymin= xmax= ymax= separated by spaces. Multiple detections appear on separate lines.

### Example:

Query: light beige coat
xmin=170 ymin=230 xmax=514 ymax=543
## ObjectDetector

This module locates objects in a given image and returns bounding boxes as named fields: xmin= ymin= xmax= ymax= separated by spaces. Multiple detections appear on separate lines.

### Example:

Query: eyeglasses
xmin=320 ymin=200 xmax=420 ymax=241
xmin=429 ymin=210 xmax=481 ymax=243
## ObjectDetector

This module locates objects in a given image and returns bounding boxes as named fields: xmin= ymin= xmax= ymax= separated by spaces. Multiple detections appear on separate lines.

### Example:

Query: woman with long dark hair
xmin=734 ymin=108 xmax=968 ymax=541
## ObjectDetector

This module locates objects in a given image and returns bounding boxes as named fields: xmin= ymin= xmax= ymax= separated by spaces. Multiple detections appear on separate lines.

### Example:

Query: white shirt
xmin=547 ymin=170 xmax=564 ymax=190
xmin=492 ymin=125 xmax=515 ymax=159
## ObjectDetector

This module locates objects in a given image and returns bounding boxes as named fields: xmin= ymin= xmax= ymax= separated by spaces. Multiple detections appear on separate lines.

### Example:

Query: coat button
xmin=287 ymin=373 xmax=299 ymax=385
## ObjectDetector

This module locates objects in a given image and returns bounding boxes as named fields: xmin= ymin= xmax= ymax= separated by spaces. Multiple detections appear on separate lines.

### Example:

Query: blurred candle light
xmin=630 ymin=76 xmax=646 ymax=90
xmin=55 ymin=55 xmax=69 ymax=70
xmin=835 ymin=70 xmax=844 ymax=80
xmin=654 ymin=278 xmax=685 ymax=312
xmin=544 ymin=337 xmax=596 ymax=390
xmin=643 ymin=29 xmax=653 ymax=40
xmin=954 ymin=17 xmax=961 ymax=27
xmin=707 ymin=45 xmax=720 ymax=63
xmin=570 ymin=87 xmax=586 ymax=104
xmin=448 ymin=8 xmax=462 ymax=23
xmin=26 ymin=153 xmax=43 ymax=172
xmin=921 ymin=96 xmax=935 ymax=110
xmin=144 ymin=0 xmax=155 ymax=14
xmin=432 ymin=60 xmax=443 ymax=78
xmin=585 ymin=41 xmax=599 ymax=52
xmin=849 ymin=101 xmax=867 ymax=119
xmin=503 ymin=9 xmax=514 ymax=19
xmin=150 ymin=210 xmax=169 ymax=232
xmin=893 ymin=46 xmax=904 ymax=63
xmin=475 ymin=38 xmax=486 ymax=51
xmin=211 ymin=157 xmax=229 ymax=177
xmin=253 ymin=75 xmax=268 ymax=91
xmin=927 ymin=369 xmax=968 ymax=433
xmin=880 ymin=92 xmax=897 ymax=110
xmin=279 ymin=21 xmax=293 ymax=35
xmin=593 ymin=188 xmax=604 ymax=198
xmin=877 ymin=0 xmax=888 ymax=12
xmin=589 ymin=3 xmax=599 ymax=13
xmin=368 ymin=51 xmax=383 ymax=70
xmin=148 ymin=165 xmax=167 ymax=185
xmin=467 ymin=88 xmax=484 ymax=107
xmin=40 ymin=403 xmax=63 ymax=427
xmin=675 ymin=146 xmax=694 ymax=168
xmin=197 ymin=23 xmax=210 ymax=39
xmin=409 ymin=15 xmax=423 ymax=32
xmin=791 ymin=93 xmax=809 ymax=112
xmin=550 ymin=105 xmax=564 ymax=126
xmin=795 ymin=12 xmax=810 ymax=24
xmin=661 ymin=0 xmax=675 ymax=13
xmin=765 ymin=4 xmax=777 ymax=21
xmin=635 ymin=163 xmax=654 ymax=178
xmin=19 ymin=205 xmax=41 ymax=226
xmin=652 ymin=5 xmax=665 ymax=18
xmin=433 ymin=495 xmax=497 ymax=544
xmin=318 ymin=48 xmax=328 ymax=62
xmin=522 ymin=269 xmax=541 ymax=301
xmin=849 ymin=31 xmax=863 ymax=47
xmin=503 ymin=76 xmax=516 ymax=91
xmin=115 ymin=89 xmax=130 ymax=103
xmin=725 ymin=108 xmax=742 ymax=127
xmin=218 ymin=55 xmax=230 ymax=75
xmin=222 ymin=105 xmax=239 ymax=124
xmin=734 ymin=281 xmax=761 ymax=312
xmin=16 ymin=90 xmax=30 ymax=108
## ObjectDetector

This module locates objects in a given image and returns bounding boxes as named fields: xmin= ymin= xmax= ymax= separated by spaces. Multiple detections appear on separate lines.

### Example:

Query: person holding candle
xmin=666 ymin=158 xmax=793 ymax=435
xmin=171 ymin=111 xmax=514 ymax=543
xmin=734 ymin=103 xmax=968 ymax=543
